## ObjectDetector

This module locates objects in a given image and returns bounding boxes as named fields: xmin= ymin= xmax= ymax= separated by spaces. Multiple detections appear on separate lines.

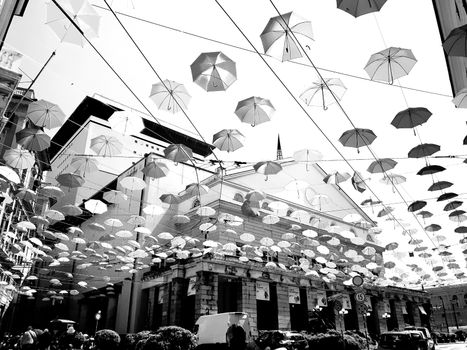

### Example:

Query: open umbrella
xmin=391 ymin=107 xmax=432 ymax=135
xmin=417 ymin=210 xmax=433 ymax=219
xmin=351 ymin=171 xmax=367 ymax=193
xmin=293 ymin=149 xmax=322 ymax=170
xmin=253 ymin=161 xmax=282 ymax=180
xmin=0 ymin=166 xmax=20 ymax=184
xmin=69 ymin=156 xmax=98 ymax=176
xmin=337 ymin=0 xmax=387 ymax=17
xmin=3 ymin=149 xmax=35 ymax=170
xmin=235 ymin=96 xmax=275 ymax=127
xmin=417 ymin=165 xmax=445 ymax=176
xmin=408 ymin=143 xmax=440 ymax=158
xmin=364 ymin=47 xmax=417 ymax=84
xmin=108 ymin=111 xmax=144 ymax=136
xmin=377 ymin=207 xmax=394 ymax=217
xmin=46 ymin=0 xmax=101 ymax=46
xmin=159 ymin=194 xmax=181 ymax=205
xmin=61 ymin=204 xmax=82 ymax=216
xmin=164 ymin=144 xmax=193 ymax=163
xmin=190 ymin=52 xmax=237 ymax=91
xmin=119 ymin=176 xmax=146 ymax=191
xmin=443 ymin=24 xmax=467 ymax=57
xmin=142 ymin=161 xmax=169 ymax=179
xmin=84 ymin=199 xmax=107 ymax=214
xmin=453 ymin=88 xmax=467 ymax=108
xmin=428 ymin=181 xmax=453 ymax=192
xmin=149 ymin=80 xmax=191 ymax=113
xmin=407 ymin=200 xmax=427 ymax=212
xmin=103 ymin=190 xmax=127 ymax=204
xmin=260 ymin=11 xmax=313 ymax=62
xmin=339 ymin=128 xmax=376 ymax=153
xmin=444 ymin=201 xmax=463 ymax=211
xmin=90 ymin=135 xmax=123 ymax=157
xmin=367 ymin=158 xmax=397 ymax=173
xmin=438 ymin=192 xmax=458 ymax=202
xmin=56 ymin=173 xmax=85 ymax=188
xmin=300 ymin=78 xmax=346 ymax=110
xmin=425 ymin=224 xmax=441 ymax=232
xmin=26 ymin=99 xmax=66 ymax=129
xmin=186 ymin=183 xmax=209 ymax=197
xmin=16 ymin=128 xmax=51 ymax=151
xmin=212 ymin=129 xmax=244 ymax=152
xmin=323 ymin=171 xmax=350 ymax=184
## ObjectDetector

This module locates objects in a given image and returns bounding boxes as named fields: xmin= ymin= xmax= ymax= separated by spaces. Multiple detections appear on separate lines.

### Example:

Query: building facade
xmin=428 ymin=284 xmax=467 ymax=332
xmin=0 ymin=0 xmax=29 ymax=51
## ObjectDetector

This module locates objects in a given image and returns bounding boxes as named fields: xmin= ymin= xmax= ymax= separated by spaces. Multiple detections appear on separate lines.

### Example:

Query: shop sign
xmin=364 ymin=295 xmax=373 ymax=311
xmin=342 ymin=294 xmax=352 ymax=310
xmin=187 ymin=277 xmax=197 ymax=296
xmin=256 ymin=281 xmax=270 ymax=301
xmin=288 ymin=286 xmax=300 ymax=304
xmin=317 ymin=291 xmax=328 ymax=307
xmin=158 ymin=287 xmax=164 ymax=304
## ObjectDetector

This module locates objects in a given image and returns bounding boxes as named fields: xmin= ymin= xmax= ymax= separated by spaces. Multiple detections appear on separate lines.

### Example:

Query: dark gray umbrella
xmin=444 ymin=201 xmax=463 ymax=211
xmin=339 ymin=128 xmax=376 ymax=153
xmin=391 ymin=107 xmax=432 ymax=135
xmin=443 ymin=24 xmax=467 ymax=57
xmin=428 ymin=181 xmax=453 ymax=192
xmin=437 ymin=192 xmax=458 ymax=202
xmin=408 ymin=143 xmax=440 ymax=158
xmin=336 ymin=0 xmax=387 ymax=17
xmin=417 ymin=165 xmax=445 ymax=176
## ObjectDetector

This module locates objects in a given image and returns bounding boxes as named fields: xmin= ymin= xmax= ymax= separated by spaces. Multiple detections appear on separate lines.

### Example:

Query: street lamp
xmin=382 ymin=312 xmax=391 ymax=319
xmin=95 ymin=310 xmax=101 ymax=334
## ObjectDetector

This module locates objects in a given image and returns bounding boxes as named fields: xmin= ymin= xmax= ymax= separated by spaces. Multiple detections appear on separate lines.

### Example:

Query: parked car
xmin=404 ymin=327 xmax=435 ymax=350
xmin=378 ymin=331 xmax=426 ymax=350
xmin=455 ymin=330 xmax=466 ymax=341
xmin=255 ymin=331 xmax=308 ymax=350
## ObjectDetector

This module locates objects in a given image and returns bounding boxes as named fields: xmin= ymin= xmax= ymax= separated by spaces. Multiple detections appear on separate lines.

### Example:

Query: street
xmin=437 ymin=343 xmax=467 ymax=350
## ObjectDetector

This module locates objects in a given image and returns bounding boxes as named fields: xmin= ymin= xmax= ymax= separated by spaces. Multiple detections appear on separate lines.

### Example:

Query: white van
xmin=195 ymin=312 xmax=252 ymax=346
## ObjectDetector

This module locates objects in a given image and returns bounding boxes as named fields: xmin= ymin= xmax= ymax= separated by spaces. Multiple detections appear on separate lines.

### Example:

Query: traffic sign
xmin=352 ymin=275 xmax=364 ymax=287
xmin=334 ymin=300 xmax=343 ymax=311
xmin=355 ymin=292 xmax=365 ymax=302
xmin=357 ymin=302 xmax=368 ymax=315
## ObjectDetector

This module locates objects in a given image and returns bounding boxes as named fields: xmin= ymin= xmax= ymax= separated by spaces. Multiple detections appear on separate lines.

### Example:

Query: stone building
xmin=427 ymin=284 xmax=467 ymax=332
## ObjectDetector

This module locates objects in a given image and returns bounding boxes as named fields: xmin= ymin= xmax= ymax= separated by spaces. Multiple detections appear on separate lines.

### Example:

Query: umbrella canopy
xmin=69 ymin=156 xmax=98 ymax=176
xmin=443 ymin=24 xmax=467 ymax=57
xmin=61 ymin=204 xmax=83 ymax=216
xmin=16 ymin=128 xmax=51 ymax=151
xmin=235 ymin=96 xmax=275 ymax=127
xmin=3 ymin=149 xmax=35 ymax=170
xmin=323 ymin=171 xmax=350 ymax=184
xmin=444 ymin=201 xmax=463 ymax=211
xmin=367 ymin=158 xmax=397 ymax=173
xmin=253 ymin=161 xmax=282 ymax=179
xmin=0 ymin=166 xmax=20 ymax=184
xmin=300 ymin=78 xmax=346 ymax=110
xmin=142 ymin=161 xmax=169 ymax=179
xmin=103 ymin=190 xmax=127 ymax=204
xmin=417 ymin=165 xmax=445 ymax=176
xmin=293 ymin=149 xmax=323 ymax=170
xmin=351 ymin=171 xmax=367 ymax=193
xmin=260 ymin=11 xmax=313 ymax=62
xmin=90 ymin=135 xmax=123 ymax=157
xmin=377 ymin=207 xmax=394 ymax=217
xmin=15 ymin=188 xmax=36 ymax=202
xmin=190 ymin=52 xmax=237 ymax=91
xmin=84 ymin=199 xmax=107 ymax=214
xmin=364 ymin=47 xmax=417 ymax=84
xmin=337 ymin=0 xmax=387 ymax=17
xmin=149 ymin=80 xmax=191 ymax=113
xmin=339 ymin=128 xmax=376 ymax=152
xmin=407 ymin=200 xmax=427 ymax=212
xmin=380 ymin=174 xmax=406 ymax=186
xmin=438 ymin=192 xmax=458 ymax=202
xmin=417 ymin=210 xmax=433 ymax=218
xmin=408 ymin=143 xmax=440 ymax=158
xmin=428 ymin=181 xmax=453 ymax=192
xmin=119 ymin=176 xmax=146 ymax=191
xmin=453 ymin=88 xmax=467 ymax=108
xmin=164 ymin=144 xmax=193 ymax=163
xmin=56 ymin=173 xmax=85 ymax=188
xmin=391 ymin=107 xmax=432 ymax=134
xmin=212 ymin=129 xmax=244 ymax=152
xmin=108 ymin=111 xmax=144 ymax=136
xmin=46 ymin=0 xmax=100 ymax=46
xmin=26 ymin=99 xmax=66 ymax=129
xmin=425 ymin=224 xmax=441 ymax=232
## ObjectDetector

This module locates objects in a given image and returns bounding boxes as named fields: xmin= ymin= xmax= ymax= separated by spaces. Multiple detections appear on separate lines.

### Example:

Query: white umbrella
xmin=0 ymin=166 xmax=20 ymax=184
xmin=84 ymin=199 xmax=107 ymax=214
xmin=90 ymin=135 xmax=123 ymax=157
xmin=300 ymin=78 xmax=347 ymax=110
xmin=3 ymin=149 xmax=35 ymax=170
xmin=108 ymin=111 xmax=144 ymax=136
xmin=119 ymin=176 xmax=146 ymax=191
xmin=149 ymin=80 xmax=191 ymax=114
xmin=26 ymin=99 xmax=66 ymax=129
xmin=103 ymin=190 xmax=128 ymax=204
xmin=235 ymin=96 xmax=275 ymax=127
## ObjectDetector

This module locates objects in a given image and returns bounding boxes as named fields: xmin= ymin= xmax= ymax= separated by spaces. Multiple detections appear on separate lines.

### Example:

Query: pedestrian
xmin=20 ymin=327 xmax=37 ymax=350
xmin=38 ymin=329 xmax=51 ymax=350
xmin=226 ymin=324 xmax=246 ymax=350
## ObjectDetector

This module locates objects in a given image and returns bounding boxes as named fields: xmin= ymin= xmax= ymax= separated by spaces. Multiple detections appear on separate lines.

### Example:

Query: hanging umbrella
xmin=26 ymin=99 xmax=65 ymax=129
xmin=159 ymin=194 xmax=181 ymax=204
xmin=455 ymin=226 xmax=467 ymax=234
xmin=408 ymin=143 xmax=440 ymax=158
xmin=438 ymin=192 xmax=458 ymax=202
xmin=235 ymin=96 xmax=275 ymax=127
xmin=425 ymin=224 xmax=441 ymax=232
xmin=119 ymin=176 xmax=146 ymax=191
xmin=69 ymin=156 xmax=98 ymax=176
xmin=364 ymin=47 xmax=417 ymax=84
xmin=443 ymin=24 xmax=467 ymax=57
xmin=56 ymin=173 xmax=85 ymax=188
xmin=45 ymin=0 xmax=101 ymax=46
xmin=103 ymin=190 xmax=128 ymax=204
xmin=245 ymin=190 xmax=266 ymax=202
xmin=428 ymin=181 xmax=453 ymax=192
xmin=260 ymin=11 xmax=313 ymax=62
xmin=377 ymin=207 xmax=394 ymax=217
xmin=186 ymin=183 xmax=210 ymax=198
xmin=0 ymin=166 xmax=20 ymax=184
xmin=253 ymin=161 xmax=282 ymax=180
xmin=190 ymin=52 xmax=237 ymax=91
xmin=142 ymin=161 xmax=169 ymax=179
xmin=300 ymin=78 xmax=346 ymax=110
xmin=323 ymin=171 xmax=350 ymax=184
xmin=367 ymin=158 xmax=397 ymax=173
xmin=61 ymin=204 xmax=82 ymax=216
xmin=449 ymin=210 xmax=467 ymax=222
xmin=417 ymin=165 xmax=445 ymax=176
xmin=351 ymin=171 xmax=367 ymax=193
xmin=407 ymin=200 xmax=427 ymax=212
xmin=164 ymin=144 xmax=193 ymax=163
xmin=293 ymin=148 xmax=322 ymax=170
xmin=90 ymin=135 xmax=123 ymax=157
xmin=339 ymin=128 xmax=376 ymax=152
xmin=417 ymin=210 xmax=433 ymax=218
xmin=444 ymin=201 xmax=463 ymax=211
xmin=84 ymin=199 xmax=107 ymax=214
xmin=38 ymin=185 xmax=64 ymax=199
xmin=453 ymin=88 xmax=467 ymax=108
xmin=15 ymin=188 xmax=36 ymax=202
xmin=16 ymin=128 xmax=51 ymax=151
xmin=337 ymin=0 xmax=387 ymax=17
xmin=391 ymin=107 xmax=432 ymax=135
xmin=149 ymin=80 xmax=191 ymax=113
xmin=3 ymin=149 xmax=35 ymax=170
xmin=108 ymin=111 xmax=144 ymax=136
xmin=380 ymin=174 xmax=406 ymax=186
xmin=212 ymin=129 xmax=244 ymax=152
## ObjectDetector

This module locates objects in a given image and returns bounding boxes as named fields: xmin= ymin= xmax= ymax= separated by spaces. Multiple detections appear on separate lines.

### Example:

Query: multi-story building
xmin=427 ymin=284 xmax=467 ymax=332
xmin=0 ymin=0 xmax=29 ymax=51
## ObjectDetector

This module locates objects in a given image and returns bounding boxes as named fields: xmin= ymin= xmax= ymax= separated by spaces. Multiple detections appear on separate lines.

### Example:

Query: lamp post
xmin=439 ymin=296 xmax=450 ymax=334
xmin=338 ymin=309 xmax=348 ymax=350
xmin=95 ymin=310 xmax=101 ymax=334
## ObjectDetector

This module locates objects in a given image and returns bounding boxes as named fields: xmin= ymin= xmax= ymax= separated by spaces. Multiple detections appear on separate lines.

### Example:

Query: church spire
xmin=276 ymin=134 xmax=283 ymax=160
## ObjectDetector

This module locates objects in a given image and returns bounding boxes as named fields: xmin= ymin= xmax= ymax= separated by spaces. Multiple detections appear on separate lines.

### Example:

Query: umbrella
xmin=56 ymin=173 xmax=85 ymax=188
xmin=444 ymin=201 xmax=463 ymax=211
xmin=337 ymin=0 xmax=387 ymax=17
xmin=16 ymin=128 xmax=51 ymax=151
xmin=26 ymin=99 xmax=65 ymax=129
xmin=253 ymin=161 xmax=282 ymax=180
xmin=417 ymin=165 xmax=445 ymax=176
xmin=0 ymin=166 xmax=20 ymax=184
xmin=186 ymin=183 xmax=209 ymax=197
xmin=119 ymin=176 xmax=146 ymax=191
xmin=103 ymin=190 xmax=128 ymax=204
xmin=108 ymin=111 xmax=144 ymax=136
xmin=453 ymin=88 xmax=467 ymax=108
xmin=425 ymin=224 xmax=441 ymax=232
xmin=245 ymin=190 xmax=266 ymax=202
xmin=38 ymin=185 xmax=64 ymax=199
xmin=260 ymin=11 xmax=313 ymax=62
xmin=364 ymin=47 xmax=417 ymax=84
xmin=417 ymin=210 xmax=433 ymax=218
xmin=159 ymin=194 xmax=181 ymax=204
xmin=69 ymin=156 xmax=98 ymax=176
xmin=438 ymin=192 xmax=458 ymax=202
xmin=408 ymin=143 xmax=440 ymax=158
xmin=142 ymin=161 xmax=169 ymax=179
xmin=84 ymin=199 xmax=107 ymax=214
xmin=212 ymin=129 xmax=244 ymax=152
xmin=380 ymin=174 xmax=406 ymax=186
xmin=61 ymin=204 xmax=82 ymax=216
xmin=455 ymin=226 xmax=467 ymax=234
xmin=293 ymin=148 xmax=322 ymax=170
xmin=323 ymin=171 xmax=350 ymax=184
xmin=428 ymin=181 xmax=453 ymax=192
xmin=149 ymin=80 xmax=191 ymax=113
xmin=443 ymin=24 xmax=467 ymax=57
xmin=367 ymin=158 xmax=397 ymax=173
xmin=164 ymin=144 xmax=193 ymax=163
xmin=45 ymin=0 xmax=100 ymax=46
xmin=3 ymin=149 xmax=35 ymax=170
xmin=449 ymin=210 xmax=467 ymax=222
xmin=235 ymin=96 xmax=275 ymax=127
xmin=90 ymin=135 xmax=123 ymax=157
xmin=377 ymin=207 xmax=394 ymax=217
xmin=391 ymin=107 xmax=432 ymax=135
xmin=300 ymin=78 xmax=346 ymax=110
xmin=190 ymin=52 xmax=237 ymax=91
xmin=407 ymin=200 xmax=427 ymax=212
xmin=351 ymin=171 xmax=367 ymax=193
xmin=15 ymin=189 xmax=36 ymax=202
xmin=339 ymin=128 xmax=376 ymax=152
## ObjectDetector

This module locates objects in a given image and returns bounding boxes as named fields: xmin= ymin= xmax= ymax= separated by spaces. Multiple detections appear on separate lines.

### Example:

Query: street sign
xmin=352 ymin=275 xmax=364 ymax=287
xmin=357 ymin=302 xmax=368 ymax=315
xmin=355 ymin=292 xmax=365 ymax=302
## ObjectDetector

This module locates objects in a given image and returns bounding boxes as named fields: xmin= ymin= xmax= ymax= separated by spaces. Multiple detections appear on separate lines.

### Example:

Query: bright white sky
xmin=5 ymin=0 xmax=467 ymax=288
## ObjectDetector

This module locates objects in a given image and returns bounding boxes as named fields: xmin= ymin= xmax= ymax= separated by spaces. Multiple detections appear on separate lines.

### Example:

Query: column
xmin=194 ymin=272 xmax=218 ymax=321
xmin=376 ymin=299 xmax=388 ymax=333
xmin=411 ymin=303 xmax=422 ymax=326
xmin=334 ymin=308 xmax=345 ymax=331
xmin=276 ymin=283 xmax=290 ymax=330
xmin=169 ymin=278 xmax=187 ymax=326
xmin=393 ymin=300 xmax=406 ymax=329
xmin=147 ymin=287 xmax=156 ymax=328
xmin=161 ymin=283 xmax=172 ymax=326
xmin=241 ymin=278 xmax=257 ymax=335
xmin=115 ymin=279 xmax=131 ymax=334
xmin=105 ymin=295 xmax=118 ymax=330
xmin=356 ymin=308 xmax=366 ymax=332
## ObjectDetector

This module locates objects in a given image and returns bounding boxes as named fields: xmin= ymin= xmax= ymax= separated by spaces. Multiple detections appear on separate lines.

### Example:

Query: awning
xmin=418 ymin=305 xmax=427 ymax=315
xmin=402 ymin=306 xmax=408 ymax=315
